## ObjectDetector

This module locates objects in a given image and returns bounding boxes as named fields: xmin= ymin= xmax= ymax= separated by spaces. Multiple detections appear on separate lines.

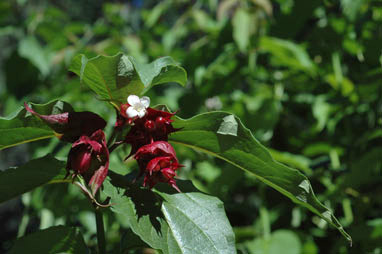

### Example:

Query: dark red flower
xmin=24 ymin=102 xmax=106 ymax=142
xmin=121 ymin=105 xmax=179 ymax=157
xmin=67 ymin=129 xmax=109 ymax=195
xmin=134 ymin=141 xmax=182 ymax=192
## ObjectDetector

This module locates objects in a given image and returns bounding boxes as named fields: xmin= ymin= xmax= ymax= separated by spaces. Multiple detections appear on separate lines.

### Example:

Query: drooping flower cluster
xmin=25 ymin=93 xmax=181 ymax=196
xmin=67 ymin=129 xmax=109 ymax=196
xmin=119 ymin=95 xmax=182 ymax=191
xmin=25 ymin=103 xmax=109 ymax=195
xmin=135 ymin=141 xmax=181 ymax=192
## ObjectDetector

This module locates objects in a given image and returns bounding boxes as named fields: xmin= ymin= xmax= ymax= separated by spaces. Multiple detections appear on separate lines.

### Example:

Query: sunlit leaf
xmin=259 ymin=36 xmax=316 ymax=75
xmin=341 ymin=0 xmax=363 ymax=21
xmin=18 ymin=36 xmax=52 ymax=77
xmin=69 ymin=53 xmax=187 ymax=103
xmin=246 ymin=230 xmax=301 ymax=254
xmin=169 ymin=111 xmax=351 ymax=243
xmin=232 ymin=8 xmax=253 ymax=52
xmin=103 ymin=173 xmax=236 ymax=254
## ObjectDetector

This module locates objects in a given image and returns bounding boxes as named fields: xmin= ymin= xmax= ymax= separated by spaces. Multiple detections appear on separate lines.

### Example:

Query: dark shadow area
xmin=124 ymin=185 xmax=164 ymax=235
xmin=108 ymin=170 xmax=164 ymax=234
xmin=217 ymin=133 xmax=239 ymax=152
xmin=108 ymin=170 xmax=203 ymax=235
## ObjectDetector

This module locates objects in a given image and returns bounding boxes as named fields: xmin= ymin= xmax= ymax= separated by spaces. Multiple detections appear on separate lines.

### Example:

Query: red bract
xmin=67 ymin=129 xmax=109 ymax=195
xmin=121 ymin=105 xmax=179 ymax=157
xmin=24 ymin=103 xmax=106 ymax=142
xmin=134 ymin=141 xmax=182 ymax=192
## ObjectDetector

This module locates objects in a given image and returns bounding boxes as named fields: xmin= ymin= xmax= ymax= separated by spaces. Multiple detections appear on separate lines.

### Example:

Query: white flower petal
xmin=127 ymin=95 xmax=140 ymax=106
xmin=126 ymin=106 xmax=138 ymax=118
xmin=137 ymin=109 xmax=147 ymax=118
xmin=140 ymin=96 xmax=150 ymax=108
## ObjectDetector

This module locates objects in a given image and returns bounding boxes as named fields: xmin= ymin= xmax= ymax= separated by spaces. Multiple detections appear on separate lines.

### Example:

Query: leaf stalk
xmin=95 ymin=192 xmax=106 ymax=254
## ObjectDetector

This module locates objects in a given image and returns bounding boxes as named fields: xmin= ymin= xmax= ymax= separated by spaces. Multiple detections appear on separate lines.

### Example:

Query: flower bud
xmin=155 ymin=116 xmax=166 ymax=125
xmin=66 ymin=129 xmax=109 ymax=195
xmin=70 ymin=148 xmax=92 ymax=174
xmin=144 ymin=120 xmax=156 ymax=132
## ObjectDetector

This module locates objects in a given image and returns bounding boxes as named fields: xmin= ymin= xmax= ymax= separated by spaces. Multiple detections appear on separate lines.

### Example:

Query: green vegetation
xmin=0 ymin=0 xmax=380 ymax=253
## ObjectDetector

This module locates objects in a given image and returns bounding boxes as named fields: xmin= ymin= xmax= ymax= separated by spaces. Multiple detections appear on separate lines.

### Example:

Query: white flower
xmin=126 ymin=95 xmax=150 ymax=118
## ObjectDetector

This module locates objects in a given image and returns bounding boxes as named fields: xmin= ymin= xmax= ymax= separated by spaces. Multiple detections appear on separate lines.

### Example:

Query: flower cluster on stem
xmin=24 ymin=103 xmax=109 ymax=196
xmin=25 ymin=93 xmax=181 ymax=200
xmin=118 ymin=95 xmax=182 ymax=192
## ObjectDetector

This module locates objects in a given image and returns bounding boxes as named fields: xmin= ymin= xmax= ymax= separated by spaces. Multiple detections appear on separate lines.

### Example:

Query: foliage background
xmin=0 ymin=0 xmax=381 ymax=253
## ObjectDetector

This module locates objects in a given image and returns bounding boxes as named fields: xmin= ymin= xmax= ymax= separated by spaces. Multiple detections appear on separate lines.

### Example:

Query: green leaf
xmin=232 ymin=8 xmax=253 ymax=52
xmin=128 ymin=55 xmax=187 ymax=94
xmin=168 ymin=111 xmax=352 ymax=243
xmin=144 ymin=1 xmax=170 ymax=28
xmin=69 ymin=53 xmax=187 ymax=103
xmin=0 ymin=154 xmax=66 ymax=203
xmin=103 ymin=172 xmax=236 ymax=254
xmin=259 ymin=36 xmax=316 ymax=76
xmin=192 ymin=9 xmax=221 ymax=33
xmin=18 ymin=36 xmax=53 ymax=77
xmin=120 ymin=228 xmax=150 ymax=251
xmin=246 ymin=230 xmax=302 ymax=254
xmin=341 ymin=0 xmax=363 ymax=21
xmin=0 ymin=100 xmax=73 ymax=150
xmin=268 ymin=149 xmax=313 ymax=175
xmin=8 ymin=225 xmax=88 ymax=254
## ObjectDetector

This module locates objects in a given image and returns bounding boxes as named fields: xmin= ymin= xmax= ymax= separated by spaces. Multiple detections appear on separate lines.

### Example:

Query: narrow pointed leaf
xmin=0 ymin=154 xmax=66 ymax=203
xmin=168 ymin=111 xmax=351 ymax=243
xmin=0 ymin=100 xmax=73 ymax=150
xmin=232 ymin=8 xmax=253 ymax=52
xmin=8 ymin=226 xmax=88 ymax=254
xmin=24 ymin=102 xmax=106 ymax=143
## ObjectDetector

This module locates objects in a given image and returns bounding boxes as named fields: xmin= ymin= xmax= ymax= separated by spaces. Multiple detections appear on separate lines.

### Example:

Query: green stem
xmin=107 ymin=128 xmax=117 ymax=147
xmin=95 ymin=193 xmax=106 ymax=254
xmin=108 ymin=142 xmax=122 ymax=153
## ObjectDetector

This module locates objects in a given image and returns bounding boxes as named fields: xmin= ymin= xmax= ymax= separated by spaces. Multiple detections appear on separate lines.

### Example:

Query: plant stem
xmin=95 ymin=193 xmax=106 ymax=254
xmin=108 ymin=142 xmax=122 ymax=153
xmin=106 ymin=128 xmax=117 ymax=147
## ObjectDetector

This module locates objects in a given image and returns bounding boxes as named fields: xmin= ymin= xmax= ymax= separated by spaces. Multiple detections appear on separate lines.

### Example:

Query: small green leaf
xmin=168 ymin=111 xmax=352 ymax=243
xmin=259 ymin=36 xmax=316 ymax=75
xmin=246 ymin=230 xmax=302 ymax=254
xmin=103 ymin=172 xmax=236 ymax=254
xmin=0 ymin=154 xmax=66 ymax=203
xmin=341 ymin=0 xmax=363 ymax=21
xmin=8 ymin=226 xmax=88 ymax=254
xmin=0 ymin=100 xmax=73 ymax=150
xmin=18 ymin=36 xmax=52 ymax=77
xmin=232 ymin=8 xmax=253 ymax=52
xmin=144 ymin=1 xmax=170 ymax=28
xmin=268 ymin=149 xmax=313 ymax=175
xmin=69 ymin=53 xmax=187 ymax=103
